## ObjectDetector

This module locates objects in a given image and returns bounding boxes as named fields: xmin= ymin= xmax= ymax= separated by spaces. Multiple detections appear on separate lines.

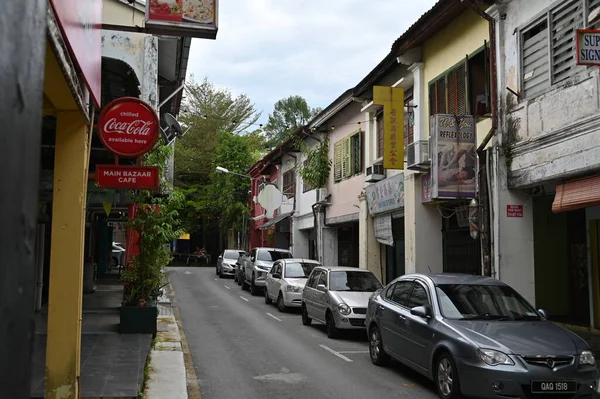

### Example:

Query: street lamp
xmin=215 ymin=166 xmax=257 ymax=181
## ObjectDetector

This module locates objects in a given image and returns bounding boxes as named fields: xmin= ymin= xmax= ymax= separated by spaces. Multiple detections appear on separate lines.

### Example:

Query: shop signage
xmin=576 ymin=29 xmax=600 ymax=65
xmin=146 ymin=0 xmax=218 ymax=39
xmin=96 ymin=165 xmax=160 ymax=190
xmin=506 ymin=205 xmax=524 ymax=218
xmin=98 ymin=97 xmax=160 ymax=158
xmin=373 ymin=86 xmax=405 ymax=170
xmin=365 ymin=173 xmax=405 ymax=216
xmin=49 ymin=0 xmax=102 ymax=106
xmin=421 ymin=173 xmax=433 ymax=203
xmin=430 ymin=114 xmax=477 ymax=199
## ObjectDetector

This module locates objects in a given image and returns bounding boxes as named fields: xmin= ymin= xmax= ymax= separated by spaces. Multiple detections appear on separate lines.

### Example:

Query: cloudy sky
xmin=187 ymin=0 xmax=438 ymax=125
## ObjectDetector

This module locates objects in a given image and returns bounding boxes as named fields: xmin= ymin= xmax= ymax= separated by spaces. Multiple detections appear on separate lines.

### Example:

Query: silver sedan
xmin=366 ymin=273 xmax=599 ymax=399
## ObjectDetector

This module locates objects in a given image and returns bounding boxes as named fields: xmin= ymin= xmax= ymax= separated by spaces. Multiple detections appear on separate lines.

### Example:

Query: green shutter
xmin=334 ymin=141 xmax=343 ymax=182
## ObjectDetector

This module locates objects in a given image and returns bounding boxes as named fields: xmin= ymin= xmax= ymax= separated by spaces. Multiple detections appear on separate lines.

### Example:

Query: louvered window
xmin=520 ymin=0 xmax=591 ymax=99
xmin=334 ymin=141 xmax=343 ymax=182
xmin=429 ymin=62 xmax=468 ymax=116
xmin=302 ymin=160 xmax=314 ymax=193
xmin=333 ymin=131 xmax=363 ymax=183
xmin=283 ymin=169 xmax=295 ymax=198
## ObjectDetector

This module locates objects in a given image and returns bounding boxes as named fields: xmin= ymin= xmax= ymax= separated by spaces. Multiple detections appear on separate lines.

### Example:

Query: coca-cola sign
xmin=98 ymin=97 xmax=160 ymax=157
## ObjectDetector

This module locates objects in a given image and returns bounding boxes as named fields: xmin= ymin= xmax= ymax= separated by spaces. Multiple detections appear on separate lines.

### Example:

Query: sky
xmin=186 ymin=0 xmax=438 ymax=126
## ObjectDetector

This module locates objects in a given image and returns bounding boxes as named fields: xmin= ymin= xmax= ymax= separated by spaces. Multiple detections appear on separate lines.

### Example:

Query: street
xmin=167 ymin=267 xmax=438 ymax=399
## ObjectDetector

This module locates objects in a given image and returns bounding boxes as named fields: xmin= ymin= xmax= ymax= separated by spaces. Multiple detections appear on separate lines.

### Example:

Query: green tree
xmin=264 ymin=95 xmax=322 ymax=147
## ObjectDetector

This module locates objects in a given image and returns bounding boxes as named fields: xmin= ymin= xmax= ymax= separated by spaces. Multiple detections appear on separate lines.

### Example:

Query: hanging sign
xmin=97 ymin=97 xmax=160 ymax=158
xmin=145 ymin=0 xmax=218 ymax=39
xmin=576 ymin=29 xmax=600 ymax=65
xmin=365 ymin=173 xmax=405 ymax=216
xmin=96 ymin=165 xmax=160 ymax=190
xmin=373 ymin=86 xmax=405 ymax=170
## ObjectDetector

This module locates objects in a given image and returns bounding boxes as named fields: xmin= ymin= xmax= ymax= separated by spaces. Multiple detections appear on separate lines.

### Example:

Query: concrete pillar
xmin=358 ymin=192 xmax=383 ymax=281
xmin=404 ymin=172 xmax=443 ymax=274
xmin=408 ymin=63 xmax=425 ymax=142
xmin=292 ymin=218 xmax=309 ymax=258
xmin=322 ymin=226 xmax=338 ymax=266
xmin=45 ymin=111 xmax=91 ymax=399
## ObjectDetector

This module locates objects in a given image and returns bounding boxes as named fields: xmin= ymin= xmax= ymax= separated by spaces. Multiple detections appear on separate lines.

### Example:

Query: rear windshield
xmin=284 ymin=262 xmax=319 ymax=278
xmin=257 ymin=250 xmax=292 ymax=261
xmin=224 ymin=250 xmax=245 ymax=259
xmin=329 ymin=271 xmax=382 ymax=292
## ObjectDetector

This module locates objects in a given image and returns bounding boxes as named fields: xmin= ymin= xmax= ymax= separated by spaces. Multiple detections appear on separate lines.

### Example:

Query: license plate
xmin=531 ymin=380 xmax=577 ymax=393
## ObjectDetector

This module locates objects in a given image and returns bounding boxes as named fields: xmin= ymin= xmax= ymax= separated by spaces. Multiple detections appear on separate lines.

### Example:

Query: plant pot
xmin=119 ymin=305 xmax=158 ymax=336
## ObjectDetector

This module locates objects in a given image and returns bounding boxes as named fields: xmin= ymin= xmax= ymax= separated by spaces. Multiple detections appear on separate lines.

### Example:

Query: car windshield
xmin=436 ymin=284 xmax=541 ymax=321
xmin=224 ymin=250 xmax=244 ymax=259
xmin=284 ymin=262 xmax=318 ymax=278
xmin=257 ymin=250 xmax=292 ymax=261
xmin=329 ymin=271 xmax=383 ymax=292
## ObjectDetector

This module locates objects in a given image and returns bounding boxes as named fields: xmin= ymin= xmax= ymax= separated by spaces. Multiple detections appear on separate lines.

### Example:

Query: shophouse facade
xmin=494 ymin=0 xmax=600 ymax=327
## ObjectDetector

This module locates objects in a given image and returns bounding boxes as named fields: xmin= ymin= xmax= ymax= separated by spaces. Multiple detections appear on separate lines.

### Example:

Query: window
xmin=283 ymin=169 xmax=296 ymax=198
xmin=389 ymin=281 xmax=413 ymax=306
xmin=520 ymin=0 xmax=588 ymax=98
xmin=257 ymin=250 xmax=292 ymax=261
xmin=429 ymin=45 xmax=490 ymax=117
xmin=302 ymin=160 xmax=314 ymax=193
xmin=404 ymin=94 xmax=414 ymax=149
xmin=224 ymin=250 xmax=245 ymax=259
xmin=284 ymin=262 xmax=318 ymax=278
xmin=333 ymin=130 xmax=363 ymax=182
xmin=318 ymin=271 xmax=328 ymax=287
xmin=376 ymin=111 xmax=384 ymax=159
xmin=328 ymin=271 xmax=383 ymax=292
xmin=407 ymin=283 xmax=430 ymax=308
xmin=307 ymin=270 xmax=320 ymax=288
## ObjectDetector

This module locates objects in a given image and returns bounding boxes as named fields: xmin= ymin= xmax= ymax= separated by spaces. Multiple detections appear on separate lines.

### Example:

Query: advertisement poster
xmin=146 ymin=0 xmax=218 ymax=38
xmin=430 ymin=114 xmax=477 ymax=199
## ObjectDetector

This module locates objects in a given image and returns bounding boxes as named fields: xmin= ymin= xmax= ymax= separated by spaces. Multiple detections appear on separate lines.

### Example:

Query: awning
xmin=259 ymin=211 xmax=294 ymax=230
xmin=552 ymin=174 xmax=600 ymax=213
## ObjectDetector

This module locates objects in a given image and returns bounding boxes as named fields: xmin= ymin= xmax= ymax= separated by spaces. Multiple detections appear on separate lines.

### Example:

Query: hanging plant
xmin=295 ymin=134 xmax=331 ymax=189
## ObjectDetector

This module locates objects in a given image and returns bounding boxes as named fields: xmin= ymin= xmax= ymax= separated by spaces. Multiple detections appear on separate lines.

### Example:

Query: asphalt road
xmin=167 ymin=266 xmax=439 ymax=399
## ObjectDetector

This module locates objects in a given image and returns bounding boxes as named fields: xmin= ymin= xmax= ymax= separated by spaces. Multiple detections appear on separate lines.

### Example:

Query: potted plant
xmin=120 ymin=190 xmax=184 ymax=335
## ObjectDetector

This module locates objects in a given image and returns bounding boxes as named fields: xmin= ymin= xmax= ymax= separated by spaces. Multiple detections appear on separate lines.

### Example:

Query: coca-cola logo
xmin=98 ymin=97 xmax=159 ymax=158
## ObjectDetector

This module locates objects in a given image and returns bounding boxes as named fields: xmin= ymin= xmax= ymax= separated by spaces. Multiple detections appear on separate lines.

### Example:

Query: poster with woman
xmin=430 ymin=114 xmax=477 ymax=199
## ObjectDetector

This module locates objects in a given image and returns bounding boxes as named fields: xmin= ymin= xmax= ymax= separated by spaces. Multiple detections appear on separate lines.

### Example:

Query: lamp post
xmin=215 ymin=166 xmax=258 ymax=181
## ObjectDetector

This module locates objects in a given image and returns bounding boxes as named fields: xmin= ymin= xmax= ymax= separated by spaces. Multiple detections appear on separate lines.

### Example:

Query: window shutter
xmin=351 ymin=132 xmax=362 ymax=175
xmin=590 ymin=0 xmax=600 ymax=13
xmin=429 ymin=82 xmax=436 ymax=115
xmin=551 ymin=0 xmax=584 ymax=84
xmin=436 ymin=77 xmax=446 ymax=115
xmin=522 ymin=19 xmax=550 ymax=98
xmin=342 ymin=137 xmax=352 ymax=178
xmin=334 ymin=141 xmax=343 ymax=182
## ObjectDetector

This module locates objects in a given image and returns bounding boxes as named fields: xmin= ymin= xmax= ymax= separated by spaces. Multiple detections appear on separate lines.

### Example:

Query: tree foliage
xmin=264 ymin=95 xmax=322 ymax=147
xmin=295 ymin=135 xmax=331 ymax=189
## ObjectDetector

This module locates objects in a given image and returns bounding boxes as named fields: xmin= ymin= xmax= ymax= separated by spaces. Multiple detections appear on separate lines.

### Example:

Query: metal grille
xmin=551 ymin=0 xmax=584 ymax=84
xmin=443 ymin=214 xmax=481 ymax=275
xmin=522 ymin=355 xmax=573 ymax=368
xmin=522 ymin=20 xmax=550 ymax=98
xmin=349 ymin=318 xmax=365 ymax=326
xmin=352 ymin=307 xmax=367 ymax=315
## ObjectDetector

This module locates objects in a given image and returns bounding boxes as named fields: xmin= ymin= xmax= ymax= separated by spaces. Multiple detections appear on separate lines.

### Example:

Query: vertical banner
xmin=430 ymin=114 xmax=477 ymax=199
xmin=373 ymin=86 xmax=405 ymax=170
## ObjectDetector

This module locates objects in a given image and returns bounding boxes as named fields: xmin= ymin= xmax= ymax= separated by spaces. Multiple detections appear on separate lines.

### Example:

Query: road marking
xmin=214 ymin=278 xmax=218 ymax=281
xmin=224 ymin=285 xmax=231 ymax=290
xmin=240 ymin=296 xmax=249 ymax=302
xmin=338 ymin=350 xmax=369 ymax=354
xmin=253 ymin=368 xmax=306 ymax=384
xmin=266 ymin=313 xmax=282 ymax=322
xmin=319 ymin=344 xmax=353 ymax=362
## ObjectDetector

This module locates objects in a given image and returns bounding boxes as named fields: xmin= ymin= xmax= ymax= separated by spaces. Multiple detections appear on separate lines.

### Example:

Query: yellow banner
xmin=179 ymin=233 xmax=190 ymax=240
xmin=373 ymin=86 xmax=405 ymax=170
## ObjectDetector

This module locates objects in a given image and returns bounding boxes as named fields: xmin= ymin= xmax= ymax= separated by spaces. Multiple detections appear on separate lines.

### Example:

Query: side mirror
xmin=317 ymin=284 xmax=328 ymax=292
xmin=273 ymin=273 xmax=281 ymax=279
xmin=218 ymin=255 xmax=223 ymax=259
xmin=538 ymin=309 xmax=548 ymax=319
xmin=410 ymin=305 xmax=432 ymax=319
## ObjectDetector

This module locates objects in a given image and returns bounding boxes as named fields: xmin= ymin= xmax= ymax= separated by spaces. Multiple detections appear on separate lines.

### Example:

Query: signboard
xmin=374 ymin=214 xmax=394 ymax=247
xmin=576 ymin=29 xmax=600 ymax=65
xmin=365 ymin=173 xmax=405 ymax=216
xmin=49 ymin=0 xmax=102 ymax=106
xmin=98 ymin=97 xmax=160 ymax=158
xmin=146 ymin=0 xmax=218 ymax=39
xmin=96 ymin=165 xmax=160 ymax=190
xmin=373 ymin=86 xmax=405 ymax=169
xmin=421 ymin=173 xmax=433 ymax=203
xmin=430 ymin=114 xmax=477 ymax=199
xmin=507 ymin=205 xmax=524 ymax=218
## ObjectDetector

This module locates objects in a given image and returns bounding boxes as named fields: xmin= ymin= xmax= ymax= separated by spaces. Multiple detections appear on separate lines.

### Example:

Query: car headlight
xmin=580 ymin=351 xmax=596 ymax=366
xmin=477 ymin=349 xmax=514 ymax=366
xmin=337 ymin=303 xmax=351 ymax=316
xmin=286 ymin=285 xmax=302 ymax=293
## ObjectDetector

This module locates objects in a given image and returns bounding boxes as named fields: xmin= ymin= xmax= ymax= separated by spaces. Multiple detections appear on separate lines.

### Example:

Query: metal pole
xmin=0 ymin=0 xmax=48 ymax=397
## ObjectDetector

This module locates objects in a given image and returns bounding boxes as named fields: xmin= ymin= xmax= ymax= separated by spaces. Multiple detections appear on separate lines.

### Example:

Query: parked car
xmin=216 ymin=249 xmax=245 ymax=278
xmin=265 ymin=258 xmax=321 ymax=312
xmin=234 ymin=254 xmax=244 ymax=286
xmin=301 ymin=266 xmax=383 ymax=339
xmin=111 ymin=242 xmax=126 ymax=270
xmin=241 ymin=247 xmax=292 ymax=295
xmin=365 ymin=273 xmax=600 ymax=399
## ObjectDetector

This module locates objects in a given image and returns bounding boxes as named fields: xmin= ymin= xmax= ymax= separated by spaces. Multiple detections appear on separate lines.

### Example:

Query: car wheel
xmin=277 ymin=293 xmax=287 ymax=313
xmin=369 ymin=325 xmax=390 ymax=366
xmin=264 ymin=288 xmax=272 ymax=304
xmin=301 ymin=304 xmax=312 ymax=326
xmin=241 ymin=277 xmax=249 ymax=290
xmin=250 ymin=275 xmax=259 ymax=296
xmin=234 ymin=273 xmax=237 ymax=283
xmin=326 ymin=311 xmax=340 ymax=339
xmin=219 ymin=268 xmax=224 ymax=278
xmin=215 ymin=266 xmax=219 ymax=275
xmin=435 ymin=352 xmax=463 ymax=399
xmin=237 ymin=274 xmax=242 ymax=286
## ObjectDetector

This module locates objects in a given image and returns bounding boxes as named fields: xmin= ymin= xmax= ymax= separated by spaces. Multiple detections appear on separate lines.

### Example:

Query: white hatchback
xmin=265 ymin=258 xmax=321 ymax=312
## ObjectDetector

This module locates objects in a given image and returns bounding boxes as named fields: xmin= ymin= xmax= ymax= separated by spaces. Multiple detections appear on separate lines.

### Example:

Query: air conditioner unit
xmin=406 ymin=140 xmax=430 ymax=171
xmin=365 ymin=163 xmax=385 ymax=182
xmin=317 ymin=188 xmax=328 ymax=201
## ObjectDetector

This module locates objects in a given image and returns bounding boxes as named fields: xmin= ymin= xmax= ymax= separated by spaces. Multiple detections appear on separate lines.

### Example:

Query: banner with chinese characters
xmin=365 ymin=173 xmax=405 ymax=216
xmin=430 ymin=114 xmax=477 ymax=199
xmin=373 ymin=86 xmax=405 ymax=169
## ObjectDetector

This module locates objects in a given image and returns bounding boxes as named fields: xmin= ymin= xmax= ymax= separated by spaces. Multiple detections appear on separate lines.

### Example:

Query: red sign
xmin=507 ymin=205 xmax=524 ymax=218
xmin=96 ymin=165 xmax=160 ymax=190
xmin=98 ymin=97 xmax=160 ymax=158
xmin=146 ymin=0 xmax=218 ymax=39
xmin=49 ymin=0 xmax=103 ymax=106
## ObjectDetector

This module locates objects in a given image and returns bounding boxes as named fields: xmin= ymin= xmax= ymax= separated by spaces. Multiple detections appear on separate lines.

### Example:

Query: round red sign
xmin=98 ymin=97 xmax=160 ymax=158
